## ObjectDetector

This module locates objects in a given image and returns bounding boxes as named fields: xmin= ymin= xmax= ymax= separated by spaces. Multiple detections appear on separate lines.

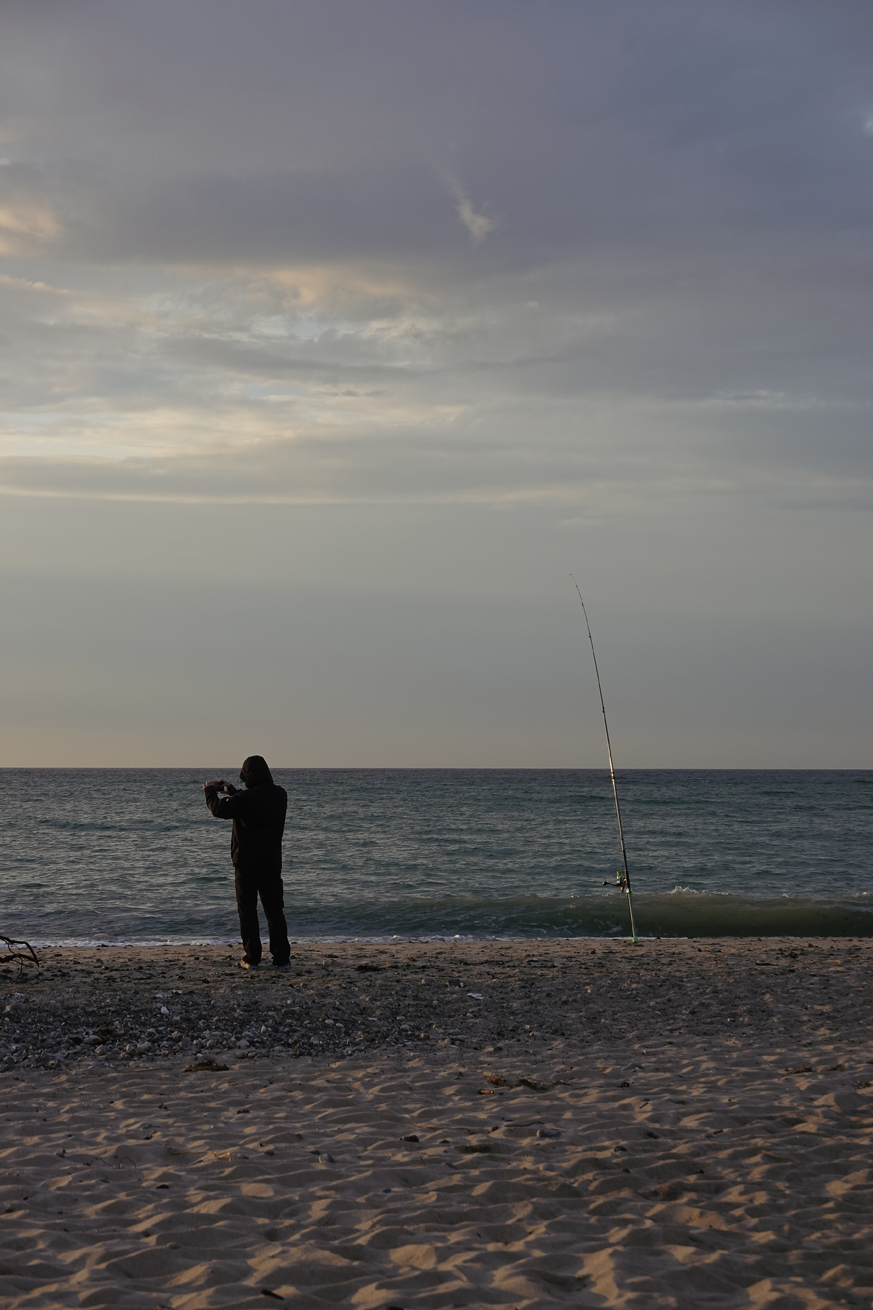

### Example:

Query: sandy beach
xmin=2 ymin=938 xmax=873 ymax=1308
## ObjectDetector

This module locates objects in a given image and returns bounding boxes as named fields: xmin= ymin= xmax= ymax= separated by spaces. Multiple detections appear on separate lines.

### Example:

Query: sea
xmin=1 ymin=769 xmax=871 ymax=945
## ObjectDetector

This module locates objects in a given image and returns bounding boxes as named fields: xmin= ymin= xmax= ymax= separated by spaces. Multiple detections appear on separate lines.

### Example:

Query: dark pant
xmin=234 ymin=869 xmax=291 ymax=966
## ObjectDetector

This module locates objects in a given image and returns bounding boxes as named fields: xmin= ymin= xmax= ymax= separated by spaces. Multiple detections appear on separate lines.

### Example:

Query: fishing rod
xmin=571 ymin=576 xmax=639 ymax=943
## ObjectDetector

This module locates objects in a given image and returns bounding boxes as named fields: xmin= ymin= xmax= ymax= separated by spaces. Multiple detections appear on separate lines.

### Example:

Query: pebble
xmin=2 ymin=938 xmax=857 ymax=1072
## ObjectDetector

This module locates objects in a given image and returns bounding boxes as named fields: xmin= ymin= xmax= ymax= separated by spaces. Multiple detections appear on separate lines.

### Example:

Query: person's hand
xmin=224 ymin=781 xmax=238 ymax=795
xmin=203 ymin=779 xmax=221 ymax=790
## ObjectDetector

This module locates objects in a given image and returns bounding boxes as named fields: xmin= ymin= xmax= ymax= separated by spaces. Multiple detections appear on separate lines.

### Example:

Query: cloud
xmin=2 ymin=1 xmax=873 ymax=765
xmin=0 ymin=6 xmax=871 ymax=508
xmin=0 ymin=161 xmax=64 ymax=255
xmin=3 ymin=3 xmax=871 ymax=273
xmin=450 ymin=180 xmax=498 ymax=243
xmin=0 ymin=200 xmax=60 ymax=254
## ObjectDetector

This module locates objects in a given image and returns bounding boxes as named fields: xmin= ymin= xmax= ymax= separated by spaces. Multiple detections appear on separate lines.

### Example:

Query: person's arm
xmin=203 ymin=780 xmax=242 ymax=818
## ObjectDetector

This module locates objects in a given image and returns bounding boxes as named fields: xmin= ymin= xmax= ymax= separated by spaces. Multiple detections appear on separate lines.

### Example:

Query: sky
xmin=0 ymin=0 xmax=871 ymax=767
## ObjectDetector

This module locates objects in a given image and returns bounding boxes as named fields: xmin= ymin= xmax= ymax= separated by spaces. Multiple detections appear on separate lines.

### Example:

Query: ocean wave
xmin=15 ymin=892 xmax=870 ymax=945
xmin=305 ymin=890 xmax=873 ymax=939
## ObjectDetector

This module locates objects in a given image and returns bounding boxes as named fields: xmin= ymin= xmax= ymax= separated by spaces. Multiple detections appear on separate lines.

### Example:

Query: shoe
xmin=240 ymin=959 xmax=260 ymax=970
xmin=273 ymin=962 xmax=291 ymax=971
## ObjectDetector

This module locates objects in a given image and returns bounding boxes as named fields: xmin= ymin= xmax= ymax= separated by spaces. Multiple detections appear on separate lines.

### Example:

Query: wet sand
xmin=2 ymin=938 xmax=873 ymax=1307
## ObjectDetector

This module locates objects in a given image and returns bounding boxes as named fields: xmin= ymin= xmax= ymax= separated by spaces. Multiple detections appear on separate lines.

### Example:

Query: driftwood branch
xmin=0 ymin=936 xmax=40 ymax=975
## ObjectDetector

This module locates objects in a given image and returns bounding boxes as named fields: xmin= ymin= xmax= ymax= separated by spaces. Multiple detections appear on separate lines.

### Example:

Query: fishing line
xmin=571 ymin=576 xmax=639 ymax=943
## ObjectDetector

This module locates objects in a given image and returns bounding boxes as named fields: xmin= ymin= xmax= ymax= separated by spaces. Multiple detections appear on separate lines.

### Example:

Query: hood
xmin=239 ymin=755 xmax=274 ymax=788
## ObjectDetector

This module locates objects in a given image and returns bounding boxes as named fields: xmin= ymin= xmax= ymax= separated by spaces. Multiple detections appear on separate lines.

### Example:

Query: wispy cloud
xmin=0 ymin=200 xmax=61 ymax=255
xmin=450 ymin=180 xmax=498 ymax=243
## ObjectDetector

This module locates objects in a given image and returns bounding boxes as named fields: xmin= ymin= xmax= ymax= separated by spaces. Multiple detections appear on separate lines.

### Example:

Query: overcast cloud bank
xmin=0 ymin=0 xmax=871 ymax=765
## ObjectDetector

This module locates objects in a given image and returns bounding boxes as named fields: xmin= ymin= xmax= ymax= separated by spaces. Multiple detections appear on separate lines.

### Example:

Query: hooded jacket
xmin=204 ymin=756 xmax=287 ymax=874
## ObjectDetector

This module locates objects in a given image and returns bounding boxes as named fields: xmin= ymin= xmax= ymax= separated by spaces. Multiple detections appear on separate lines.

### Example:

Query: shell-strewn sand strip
xmin=2 ymin=940 xmax=873 ymax=1308
xmin=1 ymin=937 xmax=867 ymax=1068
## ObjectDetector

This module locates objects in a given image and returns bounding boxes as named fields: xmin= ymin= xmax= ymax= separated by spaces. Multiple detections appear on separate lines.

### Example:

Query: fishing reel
xmin=604 ymin=870 xmax=630 ymax=892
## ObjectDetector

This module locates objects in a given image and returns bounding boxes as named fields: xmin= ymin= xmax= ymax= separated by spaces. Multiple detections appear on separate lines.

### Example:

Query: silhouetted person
xmin=203 ymin=756 xmax=291 ymax=970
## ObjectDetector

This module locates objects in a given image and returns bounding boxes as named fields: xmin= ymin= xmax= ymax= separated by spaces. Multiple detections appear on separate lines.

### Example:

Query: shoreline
xmin=3 ymin=941 xmax=873 ymax=1307
xmin=7 ymin=923 xmax=873 ymax=951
